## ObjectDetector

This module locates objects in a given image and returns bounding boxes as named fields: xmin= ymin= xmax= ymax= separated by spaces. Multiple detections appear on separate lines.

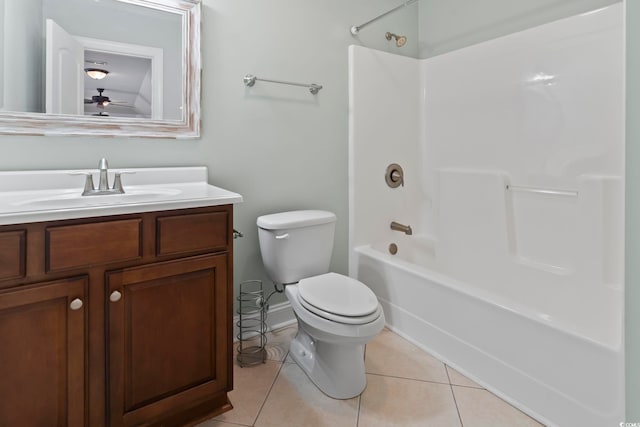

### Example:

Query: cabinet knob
xmin=110 ymin=290 xmax=122 ymax=302
xmin=69 ymin=298 xmax=83 ymax=310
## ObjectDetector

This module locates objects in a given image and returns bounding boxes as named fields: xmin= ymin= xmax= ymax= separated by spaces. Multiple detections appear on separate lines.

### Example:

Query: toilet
xmin=257 ymin=210 xmax=385 ymax=399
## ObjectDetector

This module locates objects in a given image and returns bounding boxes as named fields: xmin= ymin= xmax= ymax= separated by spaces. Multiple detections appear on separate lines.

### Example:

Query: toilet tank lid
xmin=257 ymin=210 xmax=336 ymax=230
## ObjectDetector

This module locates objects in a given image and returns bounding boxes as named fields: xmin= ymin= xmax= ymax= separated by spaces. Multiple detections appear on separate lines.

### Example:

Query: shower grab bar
xmin=506 ymin=185 xmax=578 ymax=197
xmin=350 ymin=0 xmax=419 ymax=35
xmin=243 ymin=74 xmax=323 ymax=95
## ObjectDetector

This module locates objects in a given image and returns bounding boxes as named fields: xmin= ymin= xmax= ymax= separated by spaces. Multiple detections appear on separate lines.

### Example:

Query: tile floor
xmin=197 ymin=326 xmax=545 ymax=427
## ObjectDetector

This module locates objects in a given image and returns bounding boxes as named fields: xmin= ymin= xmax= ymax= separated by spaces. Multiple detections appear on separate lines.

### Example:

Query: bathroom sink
xmin=0 ymin=166 xmax=243 ymax=225
xmin=12 ymin=187 xmax=183 ymax=209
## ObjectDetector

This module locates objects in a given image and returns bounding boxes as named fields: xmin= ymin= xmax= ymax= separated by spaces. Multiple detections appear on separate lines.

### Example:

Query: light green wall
xmin=626 ymin=1 xmax=639 ymax=419
xmin=0 ymin=0 xmax=418 ymax=307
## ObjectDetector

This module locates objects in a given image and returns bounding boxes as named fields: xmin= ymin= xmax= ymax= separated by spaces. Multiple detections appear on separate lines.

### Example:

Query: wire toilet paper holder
xmin=236 ymin=280 xmax=268 ymax=366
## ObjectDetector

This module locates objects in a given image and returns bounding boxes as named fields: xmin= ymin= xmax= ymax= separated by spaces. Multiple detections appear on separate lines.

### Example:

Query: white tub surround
xmin=349 ymin=4 xmax=624 ymax=427
xmin=0 ymin=166 xmax=242 ymax=224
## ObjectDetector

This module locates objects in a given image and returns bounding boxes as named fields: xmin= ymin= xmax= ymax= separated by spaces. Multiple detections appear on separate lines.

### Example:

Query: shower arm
xmin=350 ymin=0 xmax=419 ymax=35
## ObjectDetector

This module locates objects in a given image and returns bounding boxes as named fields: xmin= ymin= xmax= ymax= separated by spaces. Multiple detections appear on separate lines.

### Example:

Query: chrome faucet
xmin=98 ymin=158 xmax=110 ymax=191
xmin=80 ymin=158 xmax=128 ymax=196
xmin=390 ymin=221 xmax=412 ymax=235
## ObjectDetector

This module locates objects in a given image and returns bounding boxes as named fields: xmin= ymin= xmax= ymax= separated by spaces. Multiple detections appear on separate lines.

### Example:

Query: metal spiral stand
xmin=236 ymin=280 xmax=268 ymax=366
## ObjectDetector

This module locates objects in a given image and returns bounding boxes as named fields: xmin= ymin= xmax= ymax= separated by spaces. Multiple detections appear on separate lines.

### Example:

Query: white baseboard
xmin=233 ymin=301 xmax=296 ymax=342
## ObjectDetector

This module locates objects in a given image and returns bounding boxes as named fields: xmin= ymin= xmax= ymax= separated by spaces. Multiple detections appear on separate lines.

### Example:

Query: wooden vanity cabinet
xmin=0 ymin=276 xmax=87 ymax=427
xmin=0 ymin=205 xmax=234 ymax=427
xmin=107 ymin=254 xmax=231 ymax=426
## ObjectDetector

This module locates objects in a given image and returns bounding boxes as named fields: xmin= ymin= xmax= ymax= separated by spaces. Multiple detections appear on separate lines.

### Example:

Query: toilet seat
xmin=297 ymin=294 xmax=383 ymax=325
xmin=297 ymin=273 xmax=381 ymax=325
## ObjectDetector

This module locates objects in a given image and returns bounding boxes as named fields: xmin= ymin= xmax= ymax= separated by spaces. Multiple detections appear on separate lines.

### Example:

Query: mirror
xmin=0 ymin=0 xmax=200 ymax=138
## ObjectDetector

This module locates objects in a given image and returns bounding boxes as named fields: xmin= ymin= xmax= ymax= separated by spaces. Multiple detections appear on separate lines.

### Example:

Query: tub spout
xmin=390 ymin=221 xmax=412 ymax=235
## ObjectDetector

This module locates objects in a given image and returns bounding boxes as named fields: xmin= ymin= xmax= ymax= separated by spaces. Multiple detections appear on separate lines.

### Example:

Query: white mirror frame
xmin=0 ymin=0 xmax=201 ymax=139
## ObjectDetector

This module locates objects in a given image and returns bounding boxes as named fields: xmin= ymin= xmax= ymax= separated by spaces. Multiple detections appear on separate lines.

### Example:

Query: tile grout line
xmin=365 ymin=371 xmax=452 ymax=386
xmin=448 ymin=363 xmax=545 ymax=427
xmin=445 ymin=366 xmax=465 ymax=427
xmin=249 ymin=354 xmax=289 ymax=427
xmin=356 ymin=344 xmax=368 ymax=427
xmin=217 ymin=421 xmax=251 ymax=427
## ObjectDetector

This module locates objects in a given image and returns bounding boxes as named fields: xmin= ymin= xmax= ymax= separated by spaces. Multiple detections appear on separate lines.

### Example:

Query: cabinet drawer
xmin=46 ymin=219 xmax=142 ymax=271
xmin=157 ymin=211 xmax=229 ymax=256
xmin=0 ymin=230 xmax=25 ymax=280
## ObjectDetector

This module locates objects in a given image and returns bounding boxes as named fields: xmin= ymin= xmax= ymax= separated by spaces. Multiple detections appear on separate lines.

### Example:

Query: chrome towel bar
xmin=243 ymin=74 xmax=323 ymax=94
xmin=506 ymin=185 xmax=578 ymax=197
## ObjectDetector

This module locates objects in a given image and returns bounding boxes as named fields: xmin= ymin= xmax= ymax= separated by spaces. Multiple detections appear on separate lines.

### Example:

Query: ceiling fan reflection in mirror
xmin=84 ymin=88 xmax=131 ymax=116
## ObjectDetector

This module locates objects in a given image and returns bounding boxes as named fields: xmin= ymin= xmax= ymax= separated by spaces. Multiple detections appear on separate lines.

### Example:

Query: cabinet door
xmin=107 ymin=254 xmax=230 ymax=427
xmin=0 ymin=277 xmax=87 ymax=427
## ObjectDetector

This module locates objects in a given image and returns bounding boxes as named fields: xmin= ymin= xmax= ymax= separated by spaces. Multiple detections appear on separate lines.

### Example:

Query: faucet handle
xmin=84 ymin=174 xmax=96 ymax=194
xmin=111 ymin=171 xmax=135 ymax=193
xmin=112 ymin=173 xmax=124 ymax=193
xmin=69 ymin=172 xmax=96 ymax=195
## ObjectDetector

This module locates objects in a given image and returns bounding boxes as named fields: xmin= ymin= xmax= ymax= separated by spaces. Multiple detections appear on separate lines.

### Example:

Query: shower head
xmin=385 ymin=32 xmax=407 ymax=47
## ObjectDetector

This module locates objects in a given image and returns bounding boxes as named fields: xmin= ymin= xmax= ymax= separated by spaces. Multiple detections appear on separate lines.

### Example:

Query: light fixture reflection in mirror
xmin=0 ymin=0 xmax=201 ymax=138
xmin=85 ymin=68 xmax=109 ymax=80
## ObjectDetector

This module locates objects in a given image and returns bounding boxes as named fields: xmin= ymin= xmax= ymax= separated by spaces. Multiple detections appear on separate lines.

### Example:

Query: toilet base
xmin=288 ymin=324 xmax=367 ymax=399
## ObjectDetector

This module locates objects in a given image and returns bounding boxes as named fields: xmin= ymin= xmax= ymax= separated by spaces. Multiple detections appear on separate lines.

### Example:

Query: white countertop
xmin=0 ymin=166 xmax=243 ymax=225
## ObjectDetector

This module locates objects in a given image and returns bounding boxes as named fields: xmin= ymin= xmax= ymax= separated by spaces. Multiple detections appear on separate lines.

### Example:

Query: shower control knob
xmin=385 ymin=163 xmax=404 ymax=188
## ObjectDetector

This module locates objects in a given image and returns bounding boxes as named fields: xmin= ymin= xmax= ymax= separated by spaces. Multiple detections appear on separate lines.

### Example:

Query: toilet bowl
xmin=286 ymin=273 xmax=385 ymax=399
xmin=257 ymin=211 xmax=385 ymax=399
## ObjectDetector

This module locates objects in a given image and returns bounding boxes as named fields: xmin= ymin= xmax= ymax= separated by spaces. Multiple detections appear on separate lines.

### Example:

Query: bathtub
xmin=352 ymin=240 xmax=623 ymax=427
xmin=348 ymin=5 xmax=625 ymax=426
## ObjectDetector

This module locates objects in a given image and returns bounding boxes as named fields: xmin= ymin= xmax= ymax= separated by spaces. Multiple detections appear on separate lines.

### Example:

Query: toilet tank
xmin=257 ymin=210 xmax=336 ymax=284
